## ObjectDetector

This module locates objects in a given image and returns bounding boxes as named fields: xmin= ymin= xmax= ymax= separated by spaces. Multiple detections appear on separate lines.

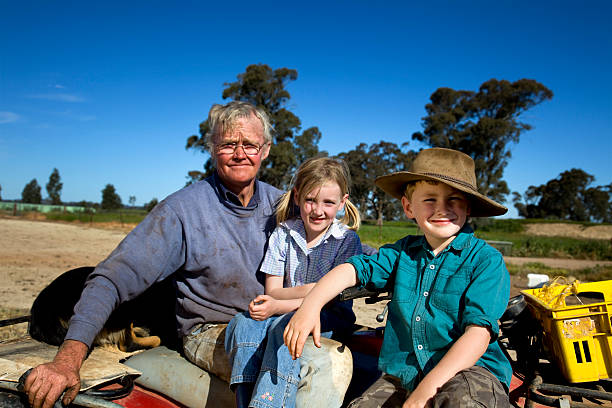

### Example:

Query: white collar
xmin=282 ymin=218 xmax=347 ymax=252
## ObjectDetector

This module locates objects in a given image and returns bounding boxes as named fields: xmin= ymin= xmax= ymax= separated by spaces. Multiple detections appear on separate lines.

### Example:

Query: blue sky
xmin=1 ymin=1 xmax=611 ymax=218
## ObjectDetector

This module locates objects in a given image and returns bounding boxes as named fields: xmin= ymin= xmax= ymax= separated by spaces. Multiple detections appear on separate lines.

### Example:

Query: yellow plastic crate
xmin=522 ymin=280 xmax=612 ymax=383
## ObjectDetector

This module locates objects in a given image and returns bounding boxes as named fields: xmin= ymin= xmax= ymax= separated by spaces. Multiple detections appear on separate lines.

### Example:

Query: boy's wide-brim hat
xmin=375 ymin=147 xmax=507 ymax=217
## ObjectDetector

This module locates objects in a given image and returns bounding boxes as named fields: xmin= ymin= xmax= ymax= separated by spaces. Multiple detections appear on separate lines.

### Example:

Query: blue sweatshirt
xmin=66 ymin=173 xmax=282 ymax=347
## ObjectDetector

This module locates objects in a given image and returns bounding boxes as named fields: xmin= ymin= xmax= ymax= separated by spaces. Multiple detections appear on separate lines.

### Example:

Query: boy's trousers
xmin=347 ymin=366 xmax=510 ymax=408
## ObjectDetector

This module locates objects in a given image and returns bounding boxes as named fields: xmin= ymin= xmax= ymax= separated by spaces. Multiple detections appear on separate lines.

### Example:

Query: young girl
xmin=224 ymin=157 xmax=362 ymax=408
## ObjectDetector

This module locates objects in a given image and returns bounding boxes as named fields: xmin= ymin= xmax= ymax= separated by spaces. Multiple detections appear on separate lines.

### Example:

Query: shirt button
xmin=423 ymin=291 xmax=429 ymax=297
xmin=429 ymin=265 xmax=435 ymax=270
xmin=415 ymin=316 xmax=421 ymax=322
xmin=417 ymin=344 xmax=423 ymax=350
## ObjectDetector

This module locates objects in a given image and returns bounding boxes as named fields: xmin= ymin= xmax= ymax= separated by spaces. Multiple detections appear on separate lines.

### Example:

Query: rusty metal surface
xmin=0 ymin=337 xmax=140 ymax=390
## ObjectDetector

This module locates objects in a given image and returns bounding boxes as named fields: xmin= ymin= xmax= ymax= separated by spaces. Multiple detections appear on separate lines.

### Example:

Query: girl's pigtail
xmin=341 ymin=199 xmax=361 ymax=231
xmin=275 ymin=191 xmax=294 ymax=226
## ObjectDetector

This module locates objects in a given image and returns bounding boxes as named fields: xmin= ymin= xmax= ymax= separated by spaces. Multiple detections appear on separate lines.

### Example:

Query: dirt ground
xmin=1 ymin=217 xmax=610 ymax=330
xmin=0 ymin=217 xmax=387 ymax=329
xmin=524 ymin=223 xmax=612 ymax=240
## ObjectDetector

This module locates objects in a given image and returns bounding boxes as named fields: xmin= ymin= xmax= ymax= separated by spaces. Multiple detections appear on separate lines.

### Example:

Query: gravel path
xmin=505 ymin=256 xmax=612 ymax=270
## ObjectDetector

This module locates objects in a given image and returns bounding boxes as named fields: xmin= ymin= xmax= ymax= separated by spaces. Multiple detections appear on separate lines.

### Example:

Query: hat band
xmin=421 ymin=172 xmax=477 ymax=192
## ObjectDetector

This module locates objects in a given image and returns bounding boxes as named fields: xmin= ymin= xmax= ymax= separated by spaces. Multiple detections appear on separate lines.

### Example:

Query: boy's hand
xmin=283 ymin=306 xmax=321 ymax=359
xmin=248 ymin=295 xmax=277 ymax=320
xmin=402 ymin=380 xmax=436 ymax=408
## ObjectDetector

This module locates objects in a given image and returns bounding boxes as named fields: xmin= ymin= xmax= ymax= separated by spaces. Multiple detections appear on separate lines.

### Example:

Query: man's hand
xmin=23 ymin=340 xmax=87 ymax=408
xmin=283 ymin=306 xmax=321 ymax=359
xmin=248 ymin=295 xmax=278 ymax=320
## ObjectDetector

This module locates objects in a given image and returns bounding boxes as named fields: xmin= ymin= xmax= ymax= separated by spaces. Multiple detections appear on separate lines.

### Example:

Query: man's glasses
xmin=215 ymin=142 xmax=267 ymax=156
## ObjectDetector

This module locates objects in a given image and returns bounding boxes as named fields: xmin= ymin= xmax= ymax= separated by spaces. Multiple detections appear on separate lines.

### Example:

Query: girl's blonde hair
xmin=276 ymin=157 xmax=361 ymax=231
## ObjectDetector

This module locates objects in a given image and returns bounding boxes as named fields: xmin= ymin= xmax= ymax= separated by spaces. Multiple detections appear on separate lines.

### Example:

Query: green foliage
xmin=412 ymin=78 xmax=553 ymax=203
xmin=144 ymin=197 xmax=158 ymax=212
xmin=76 ymin=200 xmax=99 ymax=210
xmin=339 ymin=141 xmax=416 ymax=221
xmin=357 ymin=221 xmax=420 ymax=248
xmin=514 ymin=169 xmax=612 ymax=222
xmin=475 ymin=231 xmax=611 ymax=261
xmin=21 ymin=178 xmax=42 ymax=203
xmin=101 ymin=184 xmax=122 ymax=210
xmin=359 ymin=218 xmax=610 ymax=261
xmin=45 ymin=168 xmax=63 ymax=205
xmin=186 ymin=64 xmax=324 ymax=189
xmin=44 ymin=209 xmax=147 ymax=224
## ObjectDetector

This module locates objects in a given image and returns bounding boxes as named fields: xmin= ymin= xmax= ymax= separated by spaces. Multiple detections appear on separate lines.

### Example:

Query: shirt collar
xmin=447 ymin=224 xmax=474 ymax=252
xmin=213 ymin=171 xmax=260 ymax=208
xmin=283 ymin=218 xmax=346 ymax=253
xmin=406 ymin=224 xmax=474 ymax=254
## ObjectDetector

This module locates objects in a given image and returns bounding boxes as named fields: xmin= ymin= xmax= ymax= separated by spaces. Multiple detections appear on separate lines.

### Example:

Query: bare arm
xmin=283 ymin=263 xmax=357 ymax=358
xmin=266 ymin=282 xmax=316 ymax=300
xmin=402 ymin=325 xmax=491 ymax=408
xmin=249 ymin=276 xmax=316 ymax=320
xmin=23 ymin=339 xmax=88 ymax=408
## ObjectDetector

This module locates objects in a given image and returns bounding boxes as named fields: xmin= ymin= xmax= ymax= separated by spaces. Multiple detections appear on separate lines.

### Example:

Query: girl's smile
xmin=295 ymin=182 xmax=348 ymax=246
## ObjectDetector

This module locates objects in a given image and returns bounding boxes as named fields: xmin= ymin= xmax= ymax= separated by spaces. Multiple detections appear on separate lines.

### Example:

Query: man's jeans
xmin=183 ymin=318 xmax=353 ymax=408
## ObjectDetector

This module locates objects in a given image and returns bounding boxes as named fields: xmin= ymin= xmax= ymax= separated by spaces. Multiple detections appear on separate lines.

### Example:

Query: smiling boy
xmin=284 ymin=148 xmax=512 ymax=407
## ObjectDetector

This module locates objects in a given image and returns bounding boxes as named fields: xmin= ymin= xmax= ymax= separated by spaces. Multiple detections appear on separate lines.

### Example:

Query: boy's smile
xmin=402 ymin=182 xmax=470 ymax=253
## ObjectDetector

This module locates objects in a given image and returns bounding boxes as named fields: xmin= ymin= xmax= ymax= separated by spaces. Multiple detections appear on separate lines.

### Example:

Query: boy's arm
xmin=403 ymin=325 xmax=490 ymax=408
xmin=283 ymin=263 xmax=357 ymax=359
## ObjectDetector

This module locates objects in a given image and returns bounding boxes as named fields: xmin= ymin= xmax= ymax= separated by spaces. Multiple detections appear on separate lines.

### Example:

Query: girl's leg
xmin=225 ymin=312 xmax=277 ymax=406
xmin=247 ymin=305 xmax=356 ymax=408
xmin=250 ymin=312 xmax=300 ymax=408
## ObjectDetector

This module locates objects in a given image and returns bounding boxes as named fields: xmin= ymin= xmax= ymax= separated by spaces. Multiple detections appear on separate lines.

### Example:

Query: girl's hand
xmin=248 ymin=295 xmax=277 ymax=320
xmin=283 ymin=306 xmax=321 ymax=359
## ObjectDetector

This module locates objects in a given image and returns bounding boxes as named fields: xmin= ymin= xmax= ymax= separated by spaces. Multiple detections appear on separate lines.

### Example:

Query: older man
xmin=24 ymin=101 xmax=284 ymax=408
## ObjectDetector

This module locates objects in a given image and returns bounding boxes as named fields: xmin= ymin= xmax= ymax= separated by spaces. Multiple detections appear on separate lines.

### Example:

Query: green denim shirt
xmin=347 ymin=225 xmax=512 ymax=390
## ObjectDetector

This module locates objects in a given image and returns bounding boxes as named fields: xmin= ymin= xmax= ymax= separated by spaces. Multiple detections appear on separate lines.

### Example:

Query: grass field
xmin=359 ymin=219 xmax=611 ymax=261
xmin=7 ymin=209 xmax=612 ymax=262
xmin=43 ymin=208 xmax=148 ymax=224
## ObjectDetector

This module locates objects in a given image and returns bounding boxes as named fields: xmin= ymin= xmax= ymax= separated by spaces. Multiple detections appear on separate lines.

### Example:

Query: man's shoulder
xmin=256 ymin=180 xmax=283 ymax=203
xmin=162 ymin=178 xmax=216 ymax=206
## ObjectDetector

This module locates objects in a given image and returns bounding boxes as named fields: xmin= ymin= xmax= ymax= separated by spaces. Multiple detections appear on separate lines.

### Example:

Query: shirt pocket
xmin=392 ymin=258 xmax=419 ymax=302
xmin=429 ymin=266 xmax=470 ymax=313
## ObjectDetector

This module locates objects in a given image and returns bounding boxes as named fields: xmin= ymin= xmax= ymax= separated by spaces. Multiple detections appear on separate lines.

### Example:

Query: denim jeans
xmin=225 ymin=307 xmax=354 ymax=408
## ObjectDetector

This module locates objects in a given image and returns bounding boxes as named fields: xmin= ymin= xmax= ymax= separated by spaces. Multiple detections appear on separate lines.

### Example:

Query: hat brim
xmin=375 ymin=172 xmax=507 ymax=217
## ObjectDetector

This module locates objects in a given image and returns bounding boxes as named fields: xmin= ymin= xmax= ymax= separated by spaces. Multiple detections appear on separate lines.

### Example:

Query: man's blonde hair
xmin=205 ymin=101 xmax=272 ymax=153
xmin=276 ymin=157 xmax=361 ymax=230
